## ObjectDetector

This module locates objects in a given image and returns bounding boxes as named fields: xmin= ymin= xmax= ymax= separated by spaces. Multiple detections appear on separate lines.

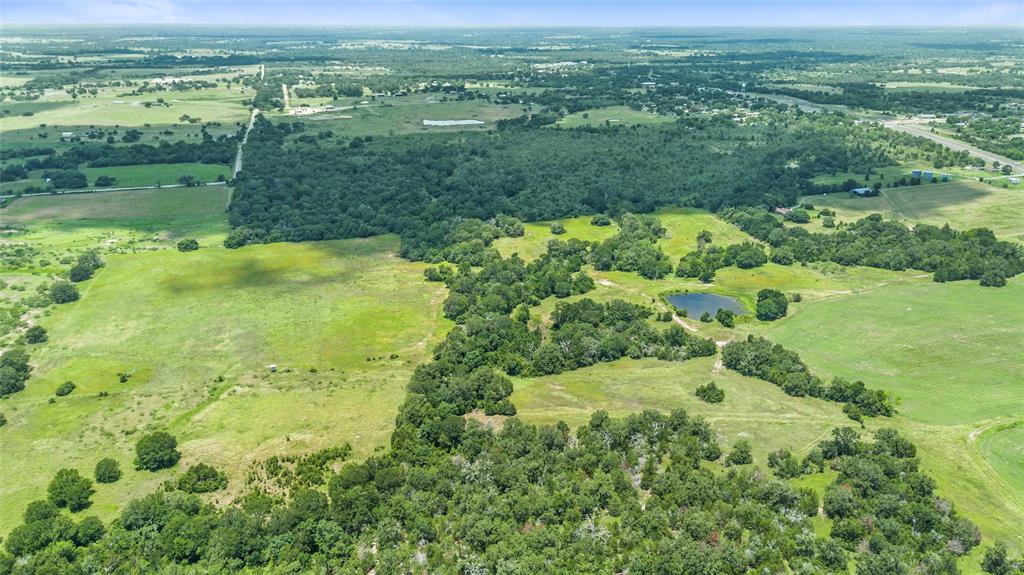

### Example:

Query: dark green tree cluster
xmin=722 ymin=335 xmax=894 ymax=417
xmin=428 ymin=238 xmax=594 ymax=324
xmin=983 ymin=543 xmax=1024 ymax=575
xmin=176 ymin=238 xmax=199 ymax=252
xmin=755 ymin=288 xmax=789 ymax=320
xmin=177 ymin=463 xmax=228 ymax=494
xmin=0 ymin=348 xmax=32 ymax=397
xmin=591 ymin=214 xmax=673 ymax=279
xmin=68 ymin=250 xmax=104 ymax=283
xmin=817 ymin=427 xmax=981 ymax=571
xmin=48 ymin=280 xmax=79 ymax=303
xmin=723 ymin=208 xmax=1024 ymax=286
xmin=134 ymin=431 xmax=181 ymax=471
xmin=677 ymin=240 xmax=768 ymax=282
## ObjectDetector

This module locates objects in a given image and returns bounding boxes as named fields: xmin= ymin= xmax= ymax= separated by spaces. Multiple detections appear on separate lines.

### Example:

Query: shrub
xmin=134 ymin=431 xmax=181 ymax=471
xmin=47 ymin=469 xmax=94 ymax=512
xmin=0 ymin=412 xmax=6 ymax=427
xmin=176 ymin=238 xmax=199 ymax=252
xmin=550 ymin=222 xmax=566 ymax=235
xmin=69 ymin=262 xmax=94 ymax=282
xmin=980 ymin=270 xmax=1007 ymax=287
xmin=784 ymin=209 xmax=811 ymax=224
xmin=49 ymin=281 xmax=79 ymax=304
xmin=715 ymin=308 xmax=735 ymax=327
xmin=699 ymin=311 xmax=712 ymax=322
xmin=55 ymin=381 xmax=76 ymax=397
xmin=590 ymin=214 xmax=612 ymax=226
xmin=725 ymin=440 xmax=752 ymax=465
xmin=25 ymin=325 xmax=48 ymax=344
xmin=177 ymin=462 xmax=228 ymax=493
xmin=94 ymin=458 xmax=122 ymax=483
xmin=695 ymin=381 xmax=725 ymax=403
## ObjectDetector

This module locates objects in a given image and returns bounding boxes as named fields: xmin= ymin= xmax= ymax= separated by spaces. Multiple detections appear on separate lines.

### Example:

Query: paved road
xmin=880 ymin=120 xmax=1023 ymax=174
xmin=745 ymin=91 xmax=1022 ymax=174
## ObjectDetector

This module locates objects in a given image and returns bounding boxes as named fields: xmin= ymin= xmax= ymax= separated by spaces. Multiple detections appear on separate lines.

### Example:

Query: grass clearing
xmin=801 ymin=180 xmax=1024 ymax=242
xmin=0 ymin=235 xmax=450 ymax=534
xmin=556 ymin=105 xmax=676 ymax=128
xmin=80 ymin=163 xmax=231 ymax=188
xmin=0 ymin=86 xmax=251 ymax=130
xmin=2 ymin=186 xmax=230 ymax=225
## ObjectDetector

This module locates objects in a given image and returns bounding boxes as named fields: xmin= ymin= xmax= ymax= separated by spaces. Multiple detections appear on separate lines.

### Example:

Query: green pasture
xmin=81 ymin=163 xmax=231 ymax=188
xmin=493 ymin=215 xmax=620 ymax=260
xmin=555 ymin=105 xmax=676 ymax=128
xmin=0 ymin=86 xmax=251 ymax=130
xmin=274 ymin=98 xmax=522 ymax=137
xmin=800 ymin=180 xmax=1024 ymax=242
xmin=493 ymin=207 xmax=755 ymax=262
xmin=0 ymin=233 xmax=450 ymax=534
xmin=513 ymin=356 xmax=848 ymax=463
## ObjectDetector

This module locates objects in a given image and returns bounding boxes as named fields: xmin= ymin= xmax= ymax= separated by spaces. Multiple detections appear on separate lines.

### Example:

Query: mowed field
xmin=801 ymin=180 xmax=1024 ymax=243
xmin=0 ymin=191 xmax=451 ymax=534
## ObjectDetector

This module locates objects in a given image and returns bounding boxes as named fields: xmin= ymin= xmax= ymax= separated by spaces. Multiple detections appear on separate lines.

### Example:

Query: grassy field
xmin=1 ymin=163 xmax=231 ymax=194
xmin=513 ymin=356 xmax=849 ymax=463
xmin=0 ymin=86 xmax=252 ymax=130
xmin=81 ymin=163 xmax=231 ymax=188
xmin=979 ymin=421 xmax=1024 ymax=507
xmin=2 ymin=186 xmax=229 ymax=225
xmin=274 ymin=98 xmax=522 ymax=137
xmin=0 ymin=191 xmax=451 ymax=534
xmin=555 ymin=105 xmax=676 ymax=128
xmin=800 ymin=180 xmax=1024 ymax=242
xmin=0 ymin=236 xmax=450 ymax=534
xmin=493 ymin=207 xmax=755 ymax=262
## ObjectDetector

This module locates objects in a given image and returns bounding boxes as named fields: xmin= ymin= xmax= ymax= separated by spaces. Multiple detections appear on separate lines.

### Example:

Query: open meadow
xmin=801 ymin=180 xmax=1024 ymax=242
xmin=0 ymin=191 xmax=451 ymax=534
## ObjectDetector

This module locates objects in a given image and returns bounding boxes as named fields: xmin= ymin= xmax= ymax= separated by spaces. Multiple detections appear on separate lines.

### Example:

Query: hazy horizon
xmin=3 ymin=0 xmax=1023 ymax=27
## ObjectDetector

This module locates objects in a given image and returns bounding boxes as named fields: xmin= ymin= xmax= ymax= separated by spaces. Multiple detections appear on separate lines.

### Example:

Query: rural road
xmin=282 ymin=84 xmax=290 ymax=111
xmin=880 ymin=119 xmax=1024 ymax=174
xmin=233 ymin=108 xmax=259 ymax=177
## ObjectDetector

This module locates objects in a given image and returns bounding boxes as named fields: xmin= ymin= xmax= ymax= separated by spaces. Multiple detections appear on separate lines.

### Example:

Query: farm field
xmin=800 ymin=180 xmax=1024 ymax=242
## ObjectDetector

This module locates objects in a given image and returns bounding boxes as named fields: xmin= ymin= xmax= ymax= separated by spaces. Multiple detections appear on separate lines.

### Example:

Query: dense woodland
xmin=228 ymin=112 xmax=896 ymax=258
xmin=722 ymin=208 xmax=1024 ymax=286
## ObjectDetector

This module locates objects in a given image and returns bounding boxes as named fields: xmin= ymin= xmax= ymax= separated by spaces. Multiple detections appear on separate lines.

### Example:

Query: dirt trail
xmin=233 ymin=108 xmax=259 ymax=178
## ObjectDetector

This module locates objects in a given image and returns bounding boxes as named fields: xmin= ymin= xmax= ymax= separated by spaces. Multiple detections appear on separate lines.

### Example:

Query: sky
xmin=2 ymin=0 xmax=1023 ymax=27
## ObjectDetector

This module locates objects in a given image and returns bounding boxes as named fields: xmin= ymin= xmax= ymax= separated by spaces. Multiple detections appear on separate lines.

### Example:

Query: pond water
xmin=666 ymin=292 xmax=747 ymax=317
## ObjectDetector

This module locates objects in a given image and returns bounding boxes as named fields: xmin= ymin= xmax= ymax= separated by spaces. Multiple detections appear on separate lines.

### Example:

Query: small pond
xmin=666 ymin=292 xmax=747 ymax=318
